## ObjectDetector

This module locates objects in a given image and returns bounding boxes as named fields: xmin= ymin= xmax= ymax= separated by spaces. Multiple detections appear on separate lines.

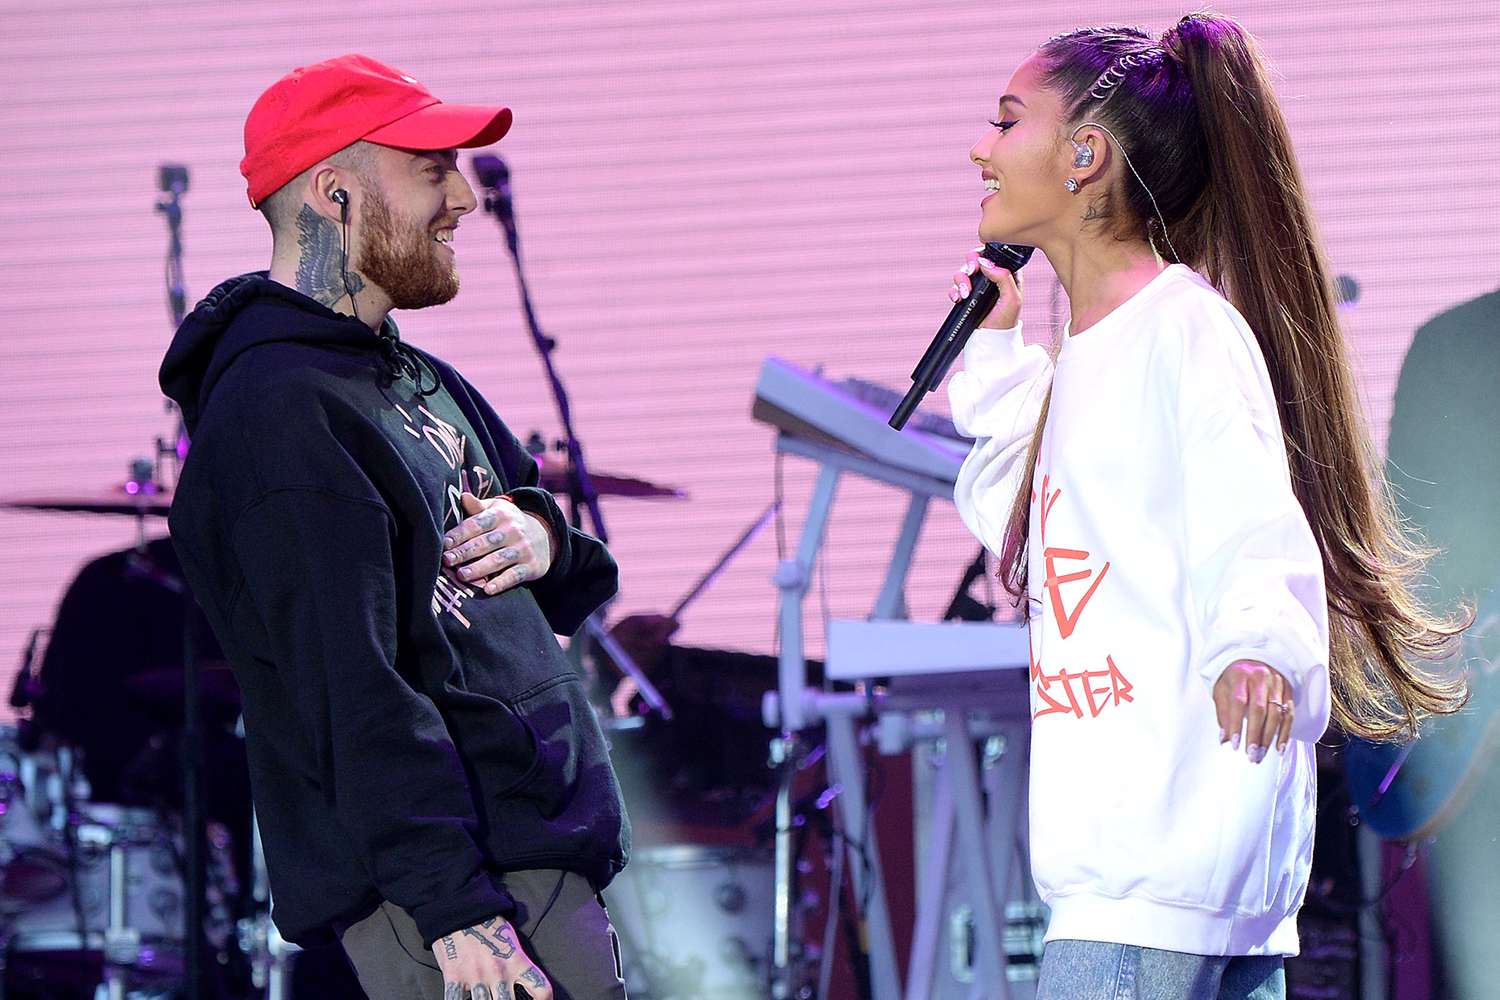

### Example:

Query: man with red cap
xmin=160 ymin=55 xmax=630 ymax=1000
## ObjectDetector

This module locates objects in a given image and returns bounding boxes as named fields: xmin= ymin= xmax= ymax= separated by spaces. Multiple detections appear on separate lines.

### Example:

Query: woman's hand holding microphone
xmin=950 ymin=245 xmax=1024 ymax=330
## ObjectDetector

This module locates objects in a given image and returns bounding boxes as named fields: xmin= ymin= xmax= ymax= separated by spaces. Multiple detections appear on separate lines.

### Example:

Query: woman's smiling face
xmin=969 ymin=54 xmax=1076 ymax=247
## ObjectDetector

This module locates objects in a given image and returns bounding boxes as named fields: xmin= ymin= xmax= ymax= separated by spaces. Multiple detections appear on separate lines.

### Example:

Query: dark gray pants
xmin=339 ymin=870 xmax=626 ymax=1000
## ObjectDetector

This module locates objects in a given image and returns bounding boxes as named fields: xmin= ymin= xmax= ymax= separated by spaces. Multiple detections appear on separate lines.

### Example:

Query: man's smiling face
xmin=354 ymin=146 xmax=477 ymax=310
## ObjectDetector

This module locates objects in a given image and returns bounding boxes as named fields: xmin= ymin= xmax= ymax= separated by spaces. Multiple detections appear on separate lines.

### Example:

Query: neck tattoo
xmin=294 ymin=203 xmax=364 ymax=308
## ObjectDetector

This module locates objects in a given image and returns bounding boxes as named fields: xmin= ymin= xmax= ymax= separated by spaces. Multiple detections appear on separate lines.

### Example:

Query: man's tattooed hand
xmin=435 ymin=915 xmax=550 ymax=1000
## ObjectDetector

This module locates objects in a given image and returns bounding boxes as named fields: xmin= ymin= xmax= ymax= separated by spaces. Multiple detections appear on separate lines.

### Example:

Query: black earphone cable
xmin=337 ymin=192 xmax=359 ymax=319
xmin=334 ymin=188 xmax=439 ymax=397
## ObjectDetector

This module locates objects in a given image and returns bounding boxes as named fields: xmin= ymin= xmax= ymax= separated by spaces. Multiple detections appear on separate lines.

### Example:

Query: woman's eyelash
xmin=989 ymin=119 xmax=1018 ymax=132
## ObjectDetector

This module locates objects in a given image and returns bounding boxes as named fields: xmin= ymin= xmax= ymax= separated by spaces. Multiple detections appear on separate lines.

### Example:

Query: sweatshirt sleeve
xmin=1176 ymin=318 xmax=1331 ymax=742
xmin=947 ymin=322 xmax=1054 ymax=558
xmin=504 ymin=478 xmax=620 ymax=636
xmin=232 ymin=487 xmax=515 ymax=946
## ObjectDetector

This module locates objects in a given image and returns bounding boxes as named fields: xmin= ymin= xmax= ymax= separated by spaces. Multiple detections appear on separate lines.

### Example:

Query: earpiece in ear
xmin=331 ymin=189 xmax=349 ymax=206
xmin=1071 ymin=142 xmax=1095 ymax=169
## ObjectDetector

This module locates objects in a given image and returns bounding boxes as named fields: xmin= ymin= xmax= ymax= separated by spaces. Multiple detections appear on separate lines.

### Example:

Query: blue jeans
xmin=1036 ymin=939 xmax=1285 ymax=1000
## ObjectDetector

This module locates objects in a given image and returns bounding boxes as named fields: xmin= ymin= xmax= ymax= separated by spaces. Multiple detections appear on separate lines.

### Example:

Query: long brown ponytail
xmin=999 ymin=14 xmax=1468 ymax=741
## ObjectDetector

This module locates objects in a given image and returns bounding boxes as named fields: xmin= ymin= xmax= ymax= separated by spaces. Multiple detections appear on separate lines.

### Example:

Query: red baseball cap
xmin=241 ymin=54 xmax=513 ymax=208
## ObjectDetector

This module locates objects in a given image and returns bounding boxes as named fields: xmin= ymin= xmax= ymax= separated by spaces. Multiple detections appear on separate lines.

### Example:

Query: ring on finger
xmin=1268 ymin=700 xmax=1290 ymax=712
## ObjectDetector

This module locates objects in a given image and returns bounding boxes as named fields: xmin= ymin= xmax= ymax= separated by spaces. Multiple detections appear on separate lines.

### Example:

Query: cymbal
xmin=1 ymin=464 xmax=688 ymax=518
xmin=0 ymin=486 xmax=170 ymax=517
xmin=536 ymin=464 xmax=686 ymax=500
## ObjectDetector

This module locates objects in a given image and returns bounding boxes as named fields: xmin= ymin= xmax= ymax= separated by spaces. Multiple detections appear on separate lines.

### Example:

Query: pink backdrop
xmin=2 ymin=1 xmax=1497 ymax=714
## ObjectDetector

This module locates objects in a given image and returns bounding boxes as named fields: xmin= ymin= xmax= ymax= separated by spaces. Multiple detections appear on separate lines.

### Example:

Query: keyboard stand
xmin=764 ymin=428 xmax=1038 ymax=1000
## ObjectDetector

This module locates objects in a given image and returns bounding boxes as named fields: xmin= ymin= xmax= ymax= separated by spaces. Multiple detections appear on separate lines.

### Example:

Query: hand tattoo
xmin=522 ymin=966 xmax=547 ymax=988
xmin=443 ymin=984 xmax=461 ymax=1000
xmin=472 ymin=987 xmax=492 ymax=1000
xmin=441 ymin=935 xmax=458 ymax=961
xmin=462 ymin=926 xmax=517 ymax=960
xmin=294 ymin=203 xmax=362 ymax=307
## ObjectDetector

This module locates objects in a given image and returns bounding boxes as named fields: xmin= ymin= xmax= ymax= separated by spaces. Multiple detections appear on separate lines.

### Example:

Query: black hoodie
xmin=159 ymin=273 xmax=629 ymax=948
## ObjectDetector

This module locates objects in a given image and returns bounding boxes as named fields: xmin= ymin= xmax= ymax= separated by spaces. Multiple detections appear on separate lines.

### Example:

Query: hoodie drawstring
xmin=376 ymin=329 xmax=441 ymax=397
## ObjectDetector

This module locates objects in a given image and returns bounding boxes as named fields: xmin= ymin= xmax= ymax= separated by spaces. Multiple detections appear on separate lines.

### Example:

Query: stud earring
xmin=1064 ymin=178 xmax=1080 ymax=193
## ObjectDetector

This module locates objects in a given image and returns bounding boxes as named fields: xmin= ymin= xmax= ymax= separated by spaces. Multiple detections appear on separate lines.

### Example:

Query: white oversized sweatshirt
xmin=949 ymin=264 xmax=1330 ymax=956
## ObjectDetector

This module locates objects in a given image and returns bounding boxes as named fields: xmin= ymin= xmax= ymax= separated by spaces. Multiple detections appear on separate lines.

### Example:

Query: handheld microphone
xmin=889 ymin=241 xmax=1034 ymax=431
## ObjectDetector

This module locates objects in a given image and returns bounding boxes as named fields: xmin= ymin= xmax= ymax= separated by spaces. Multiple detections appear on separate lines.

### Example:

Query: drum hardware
xmin=235 ymin=810 xmax=298 ymax=1000
xmin=79 ymin=814 xmax=159 ymax=1000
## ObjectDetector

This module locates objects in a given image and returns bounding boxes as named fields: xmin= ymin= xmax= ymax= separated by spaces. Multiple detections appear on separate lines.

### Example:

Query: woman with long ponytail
xmin=945 ymin=12 xmax=1467 ymax=998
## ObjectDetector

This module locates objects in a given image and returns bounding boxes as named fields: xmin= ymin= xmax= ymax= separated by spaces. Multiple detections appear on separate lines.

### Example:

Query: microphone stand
xmin=156 ymin=164 xmax=191 ymax=489
xmin=158 ymin=164 xmax=189 ymax=329
xmin=156 ymin=162 xmax=208 ymax=1000
xmin=473 ymin=156 xmax=671 ymax=720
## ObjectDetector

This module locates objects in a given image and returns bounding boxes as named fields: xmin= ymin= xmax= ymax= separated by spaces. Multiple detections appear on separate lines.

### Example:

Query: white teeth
xmin=984 ymin=179 xmax=1000 ymax=192
xmin=434 ymin=231 xmax=452 ymax=244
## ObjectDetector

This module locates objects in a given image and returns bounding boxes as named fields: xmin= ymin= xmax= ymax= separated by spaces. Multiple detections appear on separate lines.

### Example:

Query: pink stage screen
xmin=1 ymin=1 xmax=1496 ymax=709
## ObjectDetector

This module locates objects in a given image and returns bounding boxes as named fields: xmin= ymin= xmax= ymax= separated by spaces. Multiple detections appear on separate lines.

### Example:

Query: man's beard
xmin=355 ymin=186 xmax=459 ymax=310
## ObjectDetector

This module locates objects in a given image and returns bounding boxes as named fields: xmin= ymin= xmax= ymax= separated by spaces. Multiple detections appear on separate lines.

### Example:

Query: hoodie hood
xmin=159 ymin=272 xmax=431 ymax=432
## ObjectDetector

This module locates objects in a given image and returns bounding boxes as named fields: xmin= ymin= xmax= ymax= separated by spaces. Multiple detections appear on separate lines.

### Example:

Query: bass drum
xmin=605 ymin=844 xmax=774 ymax=1000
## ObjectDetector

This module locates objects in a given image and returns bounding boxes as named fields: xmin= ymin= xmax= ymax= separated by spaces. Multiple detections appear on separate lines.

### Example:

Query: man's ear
xmin=307 ymin=164 xmax=349 ymax=219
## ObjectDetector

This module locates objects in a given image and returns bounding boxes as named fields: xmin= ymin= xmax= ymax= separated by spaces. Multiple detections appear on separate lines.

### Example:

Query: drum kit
xmin=0 ymin=453 xmax=691 ymax=1000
